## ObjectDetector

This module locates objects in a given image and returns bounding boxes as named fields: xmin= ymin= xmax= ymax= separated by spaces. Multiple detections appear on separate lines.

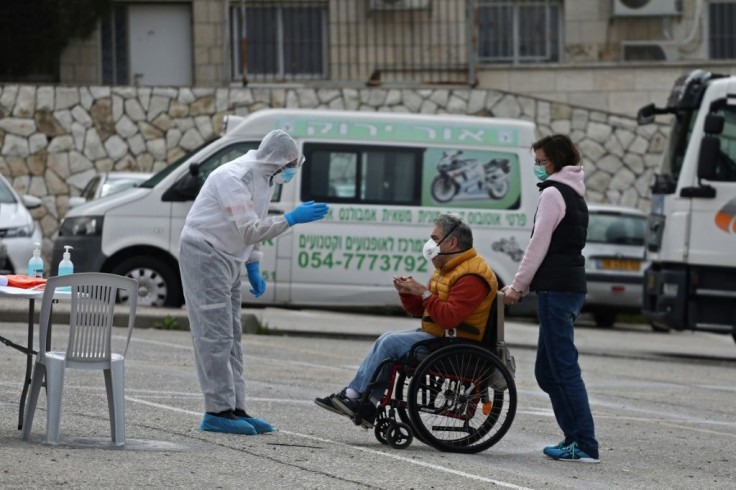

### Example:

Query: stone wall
xmin=0 ymin=84 xmax=668 ymax=250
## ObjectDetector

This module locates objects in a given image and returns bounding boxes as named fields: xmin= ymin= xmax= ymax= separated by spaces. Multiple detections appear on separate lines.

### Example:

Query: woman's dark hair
xmin=532 ymin=134 xmax=581 ymax=172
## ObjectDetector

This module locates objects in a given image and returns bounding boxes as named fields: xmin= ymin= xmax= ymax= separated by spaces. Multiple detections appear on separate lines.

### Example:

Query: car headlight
xmin=3 ymin=222 xmax=35 ymax=237
xmin=59 ymin=216 xmax=104 ymax=236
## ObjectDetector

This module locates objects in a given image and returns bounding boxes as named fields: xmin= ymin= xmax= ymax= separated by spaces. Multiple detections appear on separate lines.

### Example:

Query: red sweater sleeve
xmin=399 ymin=292 xmax=425 ymax=317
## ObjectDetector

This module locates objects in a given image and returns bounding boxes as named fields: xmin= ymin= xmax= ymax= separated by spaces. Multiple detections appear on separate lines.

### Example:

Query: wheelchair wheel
xmin=374 ymin=418 xmax=392 ymax=445
xmin=386 ymin=422 xmax=413 ymax=449
xmin=406 ymin=344 xmax=516 ymax=453
xmin=393 ymin=370 xmax=431 ymax=446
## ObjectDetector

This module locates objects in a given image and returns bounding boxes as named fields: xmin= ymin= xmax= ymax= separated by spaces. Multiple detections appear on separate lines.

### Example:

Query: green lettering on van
xmin=279 ymin=118 xmax=518 ymax=147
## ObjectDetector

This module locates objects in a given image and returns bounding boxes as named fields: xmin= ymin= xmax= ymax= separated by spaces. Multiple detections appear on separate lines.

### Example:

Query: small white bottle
xmin=58 ymin=246 xmax=74 ymax=276
xmin=27 ymin=243 xmax=44 ymax=278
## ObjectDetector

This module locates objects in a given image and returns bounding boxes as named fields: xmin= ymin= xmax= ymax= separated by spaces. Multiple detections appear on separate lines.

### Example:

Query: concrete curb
xmin=0 ymin=298 xmax=260 ymax=334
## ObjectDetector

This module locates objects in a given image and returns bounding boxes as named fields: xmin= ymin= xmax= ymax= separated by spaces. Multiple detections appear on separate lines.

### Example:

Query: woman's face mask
xmin=533 ymin=165 xmax=549 ymax=181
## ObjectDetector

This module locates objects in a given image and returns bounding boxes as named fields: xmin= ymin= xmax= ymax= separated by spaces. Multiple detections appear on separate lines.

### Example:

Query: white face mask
xmin=422 ymin=239 xmax=440 ymax=261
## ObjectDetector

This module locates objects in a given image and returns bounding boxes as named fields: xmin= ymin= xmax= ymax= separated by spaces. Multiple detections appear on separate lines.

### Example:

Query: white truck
xmin=638 ymin=70 xmax=736 ymax=342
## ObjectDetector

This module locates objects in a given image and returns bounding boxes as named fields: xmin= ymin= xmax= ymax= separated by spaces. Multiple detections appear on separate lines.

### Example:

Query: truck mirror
xmin=637 ymin=103 xmax=656 ymax=125
xmin=697 ymin=135 xmax=719 ymax=181
xmin=704 ymin=114 xmax=724 ymax=135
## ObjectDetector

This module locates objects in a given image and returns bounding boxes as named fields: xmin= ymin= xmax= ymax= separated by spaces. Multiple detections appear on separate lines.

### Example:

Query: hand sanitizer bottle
xmin=57 ymin=246 xmax=74 ymax=292
xmin=28 ymin=243 xmax=44 ymax=278
xmin=58 ymin=246 xmax=74 ymax=276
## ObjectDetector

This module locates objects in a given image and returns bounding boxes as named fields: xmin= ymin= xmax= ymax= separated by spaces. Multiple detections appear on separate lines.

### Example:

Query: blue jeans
xmin=349 ymin=328 xmax=434 ymax=399
xmin=535 ymin=291 xmax=598 ymax=456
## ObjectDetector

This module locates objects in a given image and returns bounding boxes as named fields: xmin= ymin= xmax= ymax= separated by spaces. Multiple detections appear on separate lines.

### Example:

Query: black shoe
xmin=315 ymin=389 xmax=349 ymax=417
xmin=332 ymin=394 xmax=377 ymax=429
xmin=206 ymin=410 xmax=239 ymax=420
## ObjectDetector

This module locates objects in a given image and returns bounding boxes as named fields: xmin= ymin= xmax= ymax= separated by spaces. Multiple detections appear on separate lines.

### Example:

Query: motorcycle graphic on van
xmin=430 ymin=150 xmax=512 ymax=203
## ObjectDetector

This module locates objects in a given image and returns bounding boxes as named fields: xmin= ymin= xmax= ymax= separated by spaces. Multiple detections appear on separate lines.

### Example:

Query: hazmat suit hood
xmin=243 ymin=129 xmax=301 ymax=184
xmin=180 ymin=129 xmax=297 ymax=263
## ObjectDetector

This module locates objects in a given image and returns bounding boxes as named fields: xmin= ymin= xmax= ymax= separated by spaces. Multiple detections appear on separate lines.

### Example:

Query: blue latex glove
xmin=285 ymin=201 xmax=329 ymax=226
xmin=245 ymin=262 xmax=266 ymax=297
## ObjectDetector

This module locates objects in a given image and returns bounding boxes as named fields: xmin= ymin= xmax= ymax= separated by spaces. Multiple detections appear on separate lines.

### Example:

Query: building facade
xmin=58 ymin=0 xmax=736 ymax=116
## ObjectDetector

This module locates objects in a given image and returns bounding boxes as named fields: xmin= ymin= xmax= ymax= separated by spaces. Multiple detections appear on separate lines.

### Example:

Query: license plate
xmin=599 ymin=259 xmax=640 ymax=271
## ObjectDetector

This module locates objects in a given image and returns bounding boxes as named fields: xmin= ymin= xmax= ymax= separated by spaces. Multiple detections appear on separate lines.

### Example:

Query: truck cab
xmin=638 ymin=70 xmax=736 ymax=341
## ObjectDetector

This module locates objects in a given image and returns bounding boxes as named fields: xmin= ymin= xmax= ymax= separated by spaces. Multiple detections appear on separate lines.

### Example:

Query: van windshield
xmin=138 ymin=138 xmax=219 ymax=189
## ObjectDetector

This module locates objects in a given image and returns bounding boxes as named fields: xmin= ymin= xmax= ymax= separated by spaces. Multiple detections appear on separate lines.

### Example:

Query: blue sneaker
xmin=546 ymin=441 xmax=600 ymax=463
xmin=543 ymin=439 xmax=568 ymax=457
xmin=199 ymin=413 xmax=257 ymax=435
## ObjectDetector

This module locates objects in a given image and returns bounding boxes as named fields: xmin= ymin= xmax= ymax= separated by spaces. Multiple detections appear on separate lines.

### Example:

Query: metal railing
xmin=231 ymin=0 xmax=475 ymax=86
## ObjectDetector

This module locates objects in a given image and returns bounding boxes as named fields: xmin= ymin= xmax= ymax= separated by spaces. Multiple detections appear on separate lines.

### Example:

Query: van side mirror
xmin=162 ymin=163 xmax=201 ymax=202
xmin=22 ymin=194 xmax=43 ymax=209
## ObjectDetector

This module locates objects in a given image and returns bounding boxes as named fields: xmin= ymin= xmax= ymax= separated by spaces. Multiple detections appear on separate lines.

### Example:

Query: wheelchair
xmin=357 ymin=292 xmax=517 ymax=453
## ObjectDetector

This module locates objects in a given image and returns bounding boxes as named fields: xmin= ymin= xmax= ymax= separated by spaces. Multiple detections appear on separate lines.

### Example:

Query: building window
xmin=101 ymin=5 xmax=129 ymax=85
xmin=477 ymin=0 xmax=561 ymax=63
xmin=709 ymin=1 xmax=736 ymax=59
xmin=230 ymin=3 xmax=326 ymax=81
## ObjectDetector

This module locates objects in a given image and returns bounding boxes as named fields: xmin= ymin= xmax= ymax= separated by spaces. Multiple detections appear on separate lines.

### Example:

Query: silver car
xmin=583 ymin=204 xmax=648 ymax=327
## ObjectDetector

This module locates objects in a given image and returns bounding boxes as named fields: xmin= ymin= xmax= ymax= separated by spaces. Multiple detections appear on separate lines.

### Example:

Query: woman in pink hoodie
xmin=502 ymin=134 xmax=599 ymax=463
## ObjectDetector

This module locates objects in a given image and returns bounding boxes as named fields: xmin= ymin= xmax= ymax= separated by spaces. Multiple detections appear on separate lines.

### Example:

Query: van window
xmin=302 ymin=144 xmax=422 ymax=205
xmin=196 ymin=141 xmax=259 ymax=187
xmin=587 ymin=212 xmax=646 ymax=246
xmin=140 ymin=138 xmax=217 ymax=189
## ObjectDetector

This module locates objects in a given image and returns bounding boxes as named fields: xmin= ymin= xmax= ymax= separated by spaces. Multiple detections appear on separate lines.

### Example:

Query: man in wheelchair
xmin=315 ymin=214 xmax=498 ymax=430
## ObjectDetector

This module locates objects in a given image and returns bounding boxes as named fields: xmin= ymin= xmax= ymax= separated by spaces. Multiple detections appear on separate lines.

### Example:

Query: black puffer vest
xmin=529 ymin=180 xmax=588 ymax=293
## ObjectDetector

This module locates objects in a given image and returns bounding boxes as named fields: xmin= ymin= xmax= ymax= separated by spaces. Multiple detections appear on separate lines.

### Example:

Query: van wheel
xmin=593 ymin=311 xmax=616 ymax=328
xmin=111 ymin=256 xmax=182 ymax=307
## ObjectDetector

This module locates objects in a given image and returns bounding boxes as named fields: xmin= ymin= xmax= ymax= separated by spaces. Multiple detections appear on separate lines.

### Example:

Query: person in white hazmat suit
xmin=179 ymin=129 xmax=329 ymax=435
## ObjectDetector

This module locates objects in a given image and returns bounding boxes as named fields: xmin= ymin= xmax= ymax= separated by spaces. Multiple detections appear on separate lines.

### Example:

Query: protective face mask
xmin=422 ymin=239 xmax=440 ymax=261
xmin=533 ymin=165 xmax=549 ymax=181
xmin=272 ymin=167 xmax=297 ymax=185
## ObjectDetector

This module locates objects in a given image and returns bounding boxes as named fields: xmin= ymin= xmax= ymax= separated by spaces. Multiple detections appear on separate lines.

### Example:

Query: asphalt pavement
xmin=2 ymin=296 xmax=733 ymax=361
xmin=2 ymin=297 xmax=735 ymax=489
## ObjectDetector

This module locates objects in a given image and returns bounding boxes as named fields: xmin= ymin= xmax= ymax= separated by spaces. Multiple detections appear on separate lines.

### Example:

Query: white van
xmin=53 ymin=109 xmax=538 ymax=308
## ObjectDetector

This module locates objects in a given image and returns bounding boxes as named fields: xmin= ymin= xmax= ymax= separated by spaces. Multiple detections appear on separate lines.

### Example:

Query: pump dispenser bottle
xmin=28 ymin=243 xmax=44 ymax=278
xmin=58 ymin=246 xmax=74 ymax=277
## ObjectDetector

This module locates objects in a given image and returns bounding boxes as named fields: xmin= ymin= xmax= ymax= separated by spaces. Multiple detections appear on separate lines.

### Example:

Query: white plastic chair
xmin=22 ymin=273 xmax=138 ymax=446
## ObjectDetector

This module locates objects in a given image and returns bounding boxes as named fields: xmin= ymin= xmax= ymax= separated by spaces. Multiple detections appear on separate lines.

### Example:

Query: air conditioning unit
xmin=369 ymin=0 xmax=431 ymax=11
xmin=622 ymin=41 xmax=680 ymax=61
xmin=613 ymin=0 xmax=682 ymax=17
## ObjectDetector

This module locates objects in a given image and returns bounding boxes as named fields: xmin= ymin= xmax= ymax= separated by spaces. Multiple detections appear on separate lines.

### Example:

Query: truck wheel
xmin=111 ymin=256 xmax=182 ymax=307
xmin=593 ymin=310 xmax=616 ymax=328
